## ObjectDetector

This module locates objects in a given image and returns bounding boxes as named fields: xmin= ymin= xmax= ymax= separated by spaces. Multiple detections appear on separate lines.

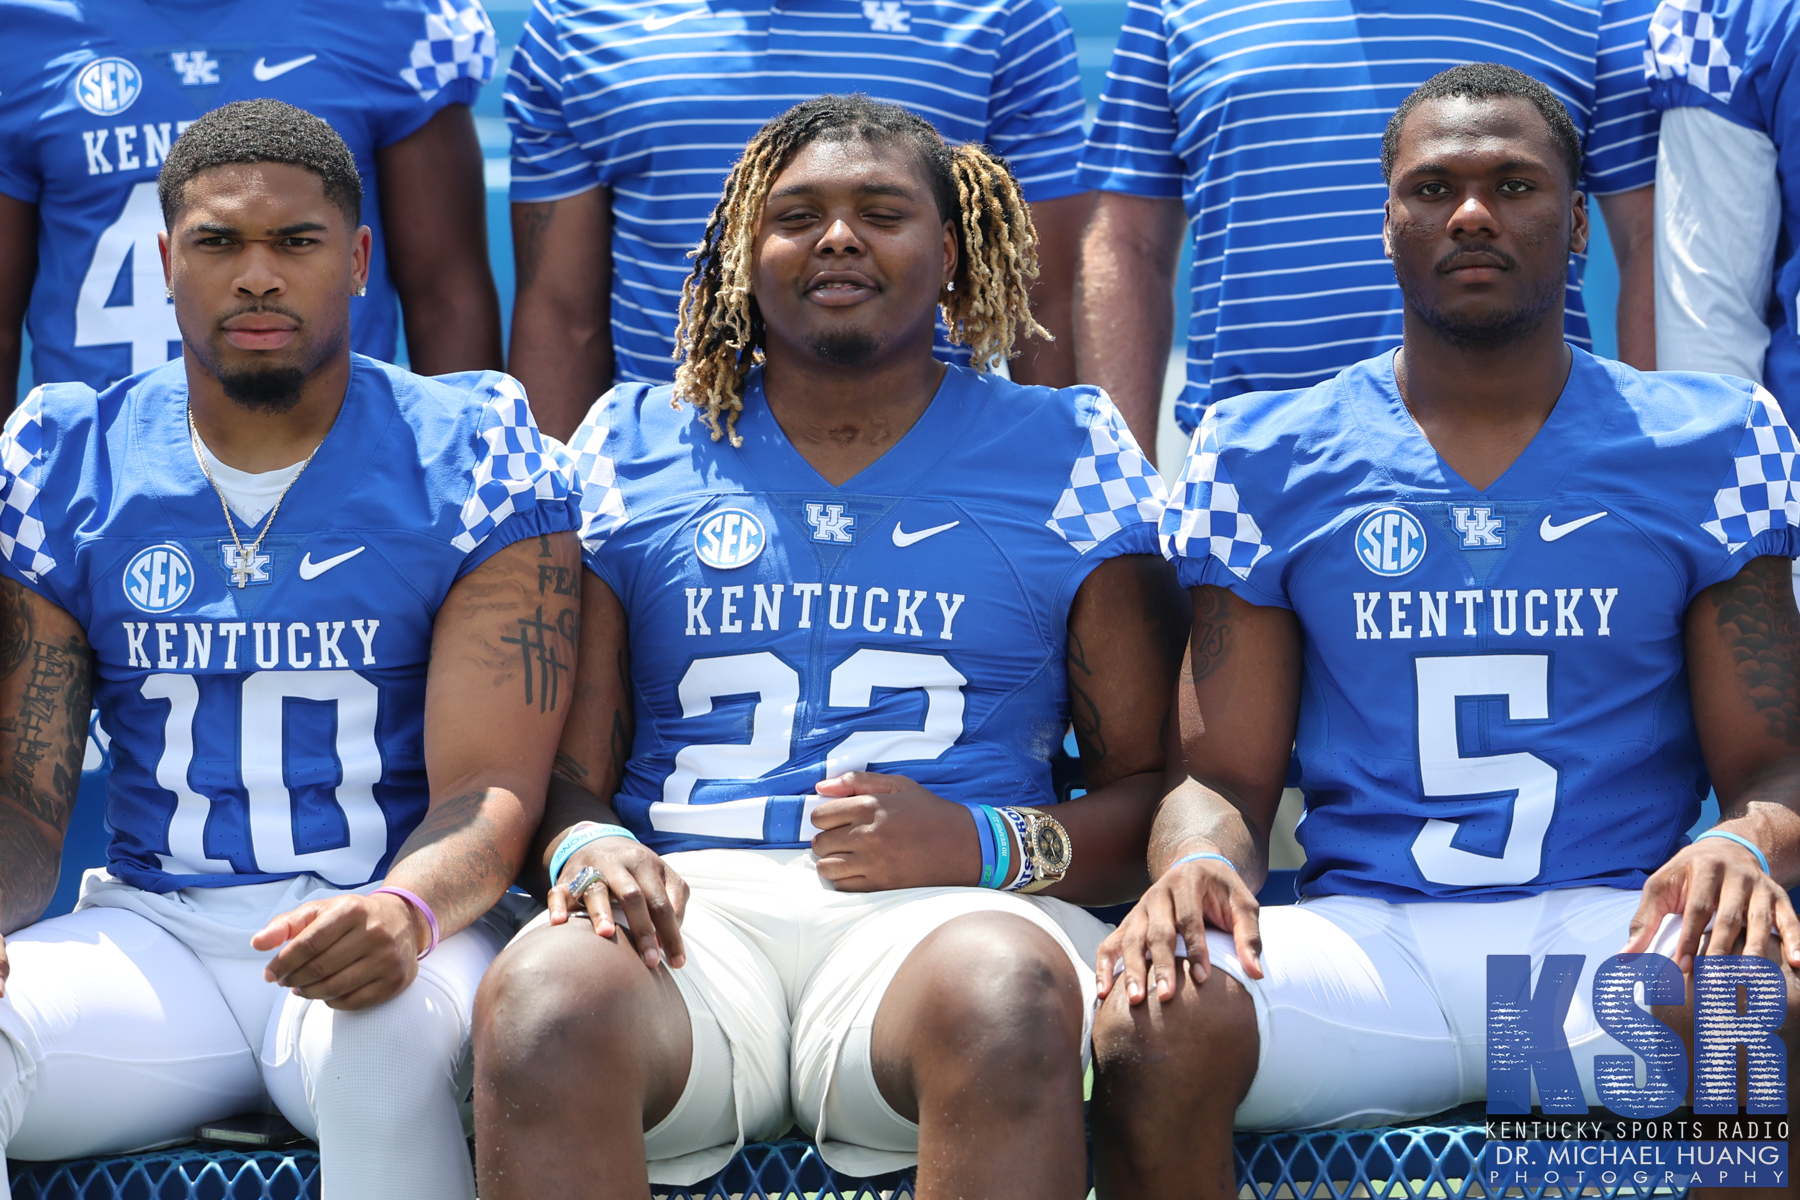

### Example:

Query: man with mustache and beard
xmin=0 ymin=100 xmax=578 ymax=1200
xmin=1092 ymin=65 xmax=1800 ymax=1198
xmin=471 ymin=95 xmax=1186 ymax=1200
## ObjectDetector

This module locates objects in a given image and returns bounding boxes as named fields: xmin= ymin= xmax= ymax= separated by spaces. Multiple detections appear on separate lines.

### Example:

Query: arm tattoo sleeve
xmin=1712 ymin=559 xmax=1800 ymax=745
xmin=1187 ymin=587 xmax=1232 ymax=685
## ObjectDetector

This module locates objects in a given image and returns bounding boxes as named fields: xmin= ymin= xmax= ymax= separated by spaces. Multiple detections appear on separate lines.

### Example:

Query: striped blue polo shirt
xmin=1079 ymin=0 xmax=1662 ymax=432
xmin=507 ymin=0 xmax=1087 ymax=384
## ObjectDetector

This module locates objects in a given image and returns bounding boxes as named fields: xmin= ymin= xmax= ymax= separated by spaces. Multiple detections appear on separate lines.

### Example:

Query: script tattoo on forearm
xmin=515 ymin=203 xmax=558 ymax=292
xmin=1067 ymin=626 xmax=1108 ymax=760
xmin=1186 ymin=587 xmax=1232 ymax=685
xmin=1713 ymin=558 xmax=1800 ymax=745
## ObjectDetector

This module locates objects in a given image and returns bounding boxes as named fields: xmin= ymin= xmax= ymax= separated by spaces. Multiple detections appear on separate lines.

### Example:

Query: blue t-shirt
xmin=1161 ymin=348 xmax=1798 ymax=901
xmin=0 ymin=356 xmax=579 ymax=892
xmin=1648 ymin=0 xmax=1800 ymax=423
xmin=0 ymin=0 xmax=498 ymax=392
xmin=566 ymin=366 xmax=1164 ymax=852
xmin=506 ymin=0 xmax=1087 ymax=384
xmin=1080 ymin=0 xmax=1662 ymax=433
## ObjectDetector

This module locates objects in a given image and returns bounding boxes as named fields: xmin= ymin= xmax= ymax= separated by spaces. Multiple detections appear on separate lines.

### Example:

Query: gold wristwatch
xmin=1012 ymin=807 xmax=1072 ymax=893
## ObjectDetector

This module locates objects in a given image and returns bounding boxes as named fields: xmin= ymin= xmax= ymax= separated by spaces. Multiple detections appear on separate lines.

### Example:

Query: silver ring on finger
xmin=567 ymin=865 xmax=601 ymax=903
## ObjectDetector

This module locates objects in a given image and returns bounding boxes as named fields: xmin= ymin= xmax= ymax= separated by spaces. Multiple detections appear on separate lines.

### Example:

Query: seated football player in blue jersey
xmin=1090 ymin=64 xmax=1800 ymax=1198
xmin=470 ymin=95 xmax=1186 ymax=1200
xmin=0 ymin=101 xmax=578 ymax=1200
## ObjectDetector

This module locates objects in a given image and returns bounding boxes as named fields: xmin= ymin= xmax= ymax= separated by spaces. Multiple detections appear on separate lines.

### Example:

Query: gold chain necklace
xmin=187 ymin=406 xmax=320 ymax=589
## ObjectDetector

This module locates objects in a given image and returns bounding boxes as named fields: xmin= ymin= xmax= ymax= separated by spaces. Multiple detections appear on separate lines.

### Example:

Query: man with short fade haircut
xmin=0 ymin=0 xmax=503 ymax=407
xmin=474 ymin=95 xmax=1184 ymax=1200
xmin=1076 ymin=0 xmax=1660 ymax=463
xmin=0 ymin=100 xmax=578 ymax=1200
xmin=1091 ymin=64 xmax=1800 ymax=1198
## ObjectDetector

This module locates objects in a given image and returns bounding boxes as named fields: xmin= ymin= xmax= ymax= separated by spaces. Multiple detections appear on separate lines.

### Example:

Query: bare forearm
xmin=386 ymin=786 xmax=535 ymax=935
xmin=0 ymin=191 xmax=36 ymax=417
xmin=398 ymin=274 xmax=503 ymax=375
xmin=0 ymin=810 xmax=60 ymax=935
xmin=1147 ymin=777 xmax=1269 ymax=892
xmin=1033 ymin=771 xmax=1159 ymax=905
xmin=522 ymin=774 xmax=627 ymax=896
xmin=1597 ymin=186 xmax=1656 ymax=370
xmin=0 ymin=327 xmax=19 ymax=417
xmin=1011 ymin=193 xmax=1093 ymax=389
xmin=1715 ymin=758 xmax=1800 ymax=889
xmin=1076 ymin=194 xmax=1184 ymax=462
xmin=508 ymin=295 xmax=612 ymax=441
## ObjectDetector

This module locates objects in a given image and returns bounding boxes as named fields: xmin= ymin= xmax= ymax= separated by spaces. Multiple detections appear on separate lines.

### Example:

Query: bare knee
xmin=474 ymin=924 xmax=688 ymax=1118
xmin=1092 ymin=962 xmax=1257 ymax=1099
xmin=877 ymin=913 xmax=1084 ymax=1105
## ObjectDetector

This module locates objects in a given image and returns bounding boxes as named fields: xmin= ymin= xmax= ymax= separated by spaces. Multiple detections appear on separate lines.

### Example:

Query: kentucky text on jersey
xmin=0 ymin=0 xmax=497 ymax=390
xmin=1079 ymin=0 xmax=1661 ymax=432
xmin=567 ymin=366 xmax=1164 ymax=852
xmin=0 ymin=360 xmax=577 ymax=892
xmin=1161 ymin=349 xmax=1800 ymax=901
xmin=505 ymin=0 xmax=1085 ymax=382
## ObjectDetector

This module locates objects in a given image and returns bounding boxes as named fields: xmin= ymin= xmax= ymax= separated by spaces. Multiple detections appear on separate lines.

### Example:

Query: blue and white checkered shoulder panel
xmin=1158 ymin=408 xmax=1271 ymax=581
xmin=565 ymin=400 xmax=629 ymax=555
xmin=1648 ymin=0 xmax=1741 ymax=104
xmin=400 ymin=0 xmax=498 ymax=102
xmin=1046 ymin=392 xmax=1166 ymax=554
xmin=0 ymin=389 xmax=55 ymax=583
xmin=1702 ymin=386 xmax=1800 ymax=553
xmin=451 ymin=373 xmax=576 ymax=554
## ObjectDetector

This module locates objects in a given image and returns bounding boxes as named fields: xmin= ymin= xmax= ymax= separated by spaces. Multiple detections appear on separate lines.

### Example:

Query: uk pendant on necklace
xmin=229 ymin=558 xmax=256 ymax=589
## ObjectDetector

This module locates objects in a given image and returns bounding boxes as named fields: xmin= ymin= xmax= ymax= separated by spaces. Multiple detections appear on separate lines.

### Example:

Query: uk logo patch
xmin=1451 ymin=505 xmax=1506 ymax=548
xmin=862 ymin=0 xmax=910 ymax=31
xmin=170 ymin=50 xmax=220 ymax=86
xmin=123 ymin=543 xmax=194 ymax=613
xmin=805 ymin=502 xmax=856 ymax=544
xmin=1354 ymin=507 xmax=1426 ymax=577
xmin=221 ymin=541 xmax=272 ymax=588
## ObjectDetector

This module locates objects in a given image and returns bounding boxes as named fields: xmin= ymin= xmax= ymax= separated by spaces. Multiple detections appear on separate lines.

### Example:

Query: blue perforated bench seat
xmin=2 ymin=1115 xmax=1693 ymax=1200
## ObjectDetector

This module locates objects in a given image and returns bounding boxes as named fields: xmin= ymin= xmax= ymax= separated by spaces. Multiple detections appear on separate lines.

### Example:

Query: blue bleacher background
xmin=21 ymin=0 xmax=1627 ymax=920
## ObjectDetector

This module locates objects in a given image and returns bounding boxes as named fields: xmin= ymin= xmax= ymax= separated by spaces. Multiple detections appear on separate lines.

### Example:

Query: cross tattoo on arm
xmin=501 ymin=605 xmax=575 ymax=712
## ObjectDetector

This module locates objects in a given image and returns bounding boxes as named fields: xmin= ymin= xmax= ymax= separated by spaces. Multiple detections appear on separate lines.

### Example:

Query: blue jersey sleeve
xmin=347 ymin=0 xmax=498 ymax=148
xmin=1587 ymin=0 xmax=1661 ymax=192
xmin=1647 ymin=0 xmax=1794 ymax=134
xmin=1076 ymin=0 xmax=1183 ymax=199
xmin=988 ymin=0 xmax=1087 ymax=203
xmin=505 ymin=0 xmax=603 ymax=203
xmin=447 ymin=371 xmax=582 ymax=575
xmin=1688 ymin=382 xmax=1800 ymax=589
xmin=0 ymin=386 xmax=84 ymax=615
xmin=1159 ymin=400 xmax=1297 ymax=609
xmin=566 ymin=384 xmax=640 ymax=592
xmin=1044 ymin=387 xmax=1166 ymax=563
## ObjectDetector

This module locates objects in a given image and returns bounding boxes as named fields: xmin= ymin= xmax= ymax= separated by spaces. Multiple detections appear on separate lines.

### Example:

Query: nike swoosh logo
xmin=252 ymin=54 xmax=317 ymax=81
xmin=643 ymin=9 xmax=705 ymax=30
xmin=891 ymin=520 xmax=959 ymax=547
xmin=298 ymin=546 xmax=365 ymax=580
xmin=1539 ymin=511 xmax=1608 ymax=542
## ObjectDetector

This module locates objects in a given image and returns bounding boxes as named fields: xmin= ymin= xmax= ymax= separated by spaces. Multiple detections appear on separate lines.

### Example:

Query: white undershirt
xmin=192 ymin=437 xmax=307 ymax=527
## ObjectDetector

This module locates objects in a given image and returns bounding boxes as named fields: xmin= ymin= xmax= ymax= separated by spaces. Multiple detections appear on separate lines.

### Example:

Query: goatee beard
xmin=807 ymin=328 xmax=879 ymax=367
xmin=216 ymin=365 xmax=308 ymax=414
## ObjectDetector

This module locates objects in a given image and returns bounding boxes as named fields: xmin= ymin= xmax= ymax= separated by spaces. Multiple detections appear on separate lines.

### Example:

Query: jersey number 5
xmin=1411 ymin=654 xmax=1559 ymax=887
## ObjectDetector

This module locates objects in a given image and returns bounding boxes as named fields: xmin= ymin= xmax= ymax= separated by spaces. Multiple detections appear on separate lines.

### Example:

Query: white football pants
xmin=0 ymin=874 xmax=506 ymax=1200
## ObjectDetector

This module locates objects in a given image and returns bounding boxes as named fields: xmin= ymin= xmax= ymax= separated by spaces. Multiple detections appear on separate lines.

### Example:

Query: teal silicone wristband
xmin=549 ymin=823 xmax=639 ymax=887
xmin=983 ymin=805 xmax=1012 ymax=889
xmin=1170 ymin=851 xmax=1236 ymax=873
xmin=1696 ymin=829 xmax=1771 ymax=875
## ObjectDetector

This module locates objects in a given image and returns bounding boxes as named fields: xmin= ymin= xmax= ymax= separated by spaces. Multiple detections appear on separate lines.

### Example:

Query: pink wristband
xmin=372 ymin=887 xmax=440 ymax=959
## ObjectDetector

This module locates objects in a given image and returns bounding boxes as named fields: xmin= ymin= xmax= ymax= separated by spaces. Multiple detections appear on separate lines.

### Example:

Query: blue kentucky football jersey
xmin=1648 ymin=0 xmax=1800 ymax=425
xmin=1162 ymin=348 xmax=1800 ymax=902
xmin=0 ymin=0 xmax=498 ymax=393
xmin=567 ymin=365 xmax=1165 ymax=854
xmin=0 ymin=356 xmax=577 ymax=893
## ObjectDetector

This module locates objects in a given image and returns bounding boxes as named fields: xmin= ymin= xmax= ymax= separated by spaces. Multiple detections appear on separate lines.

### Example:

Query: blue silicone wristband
xmin=1696 ymin=829 xmax=1771 ymax=875
xmin=549 ymin=823 xmax=639 ymax=887
xmin=1170 ymin=851 xmax=1237 ymax=874
xmin=971 ymin=805 xmax=998 ymax=889
xmin=984 ymin=805 xmax=1012 ymax=890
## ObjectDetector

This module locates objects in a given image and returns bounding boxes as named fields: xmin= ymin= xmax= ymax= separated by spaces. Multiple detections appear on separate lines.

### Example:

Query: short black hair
xmin=1381 ymin=63 xmax=1584 ymax=187
xmin=158 ymin=99 xmax=363 ymax=227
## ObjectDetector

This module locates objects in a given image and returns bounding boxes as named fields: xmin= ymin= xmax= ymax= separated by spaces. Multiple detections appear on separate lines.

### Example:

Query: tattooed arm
xmin=1096 ymin=583 xmax=1302 ymax=1006
xmin=0 ymin=579 xmax=93 ymax=992
xmin=253 ymin=534 xmax=581 ymax=1009
xmin=1622 ymin=555 xmax=1800 ymax=969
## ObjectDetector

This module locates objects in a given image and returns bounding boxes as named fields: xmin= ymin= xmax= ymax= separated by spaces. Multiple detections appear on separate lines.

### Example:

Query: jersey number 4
xmin=74 ymin=182 xmax=180 ymax=375
xmin=651 ymin=648 xmax=967 ymax=838
xmin=1411 ymin=654 xmax=1559 ymax=887
xmin=143 ymin=670 xmax=387 ymax=885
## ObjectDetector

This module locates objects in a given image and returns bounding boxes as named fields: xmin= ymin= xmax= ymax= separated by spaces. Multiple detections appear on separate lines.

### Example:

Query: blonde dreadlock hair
xmin=673 ymin=94 xmax=1049 ymax=445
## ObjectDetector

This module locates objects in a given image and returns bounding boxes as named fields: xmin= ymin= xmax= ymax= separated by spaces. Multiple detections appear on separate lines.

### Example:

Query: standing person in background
xmin=504 ymin=0 xmax=1093 ymax=440
xmin=1077 ymin=2 xmax=1662 ymax=462
xmin=0 ymin=0 xmax=505 ymax=407
xmin=1650 ymin=0 xmax=1800 ymax=426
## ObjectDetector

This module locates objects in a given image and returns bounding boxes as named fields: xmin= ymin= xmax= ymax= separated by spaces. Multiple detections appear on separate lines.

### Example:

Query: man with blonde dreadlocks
xmin=471 ymin=95 xmax=1186 ymax=1200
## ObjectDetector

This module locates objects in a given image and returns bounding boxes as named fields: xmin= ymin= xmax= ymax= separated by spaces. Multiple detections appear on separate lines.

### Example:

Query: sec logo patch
xmin=123 ymin=543 xmax=194 ymax=613
xmin=695 ymin=509 xmax=766 ymax=569
xmin=75 ymin=57 xmax=143 ymax=117
xmin=1355 ymin=507 xmax=1426 ymax=577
